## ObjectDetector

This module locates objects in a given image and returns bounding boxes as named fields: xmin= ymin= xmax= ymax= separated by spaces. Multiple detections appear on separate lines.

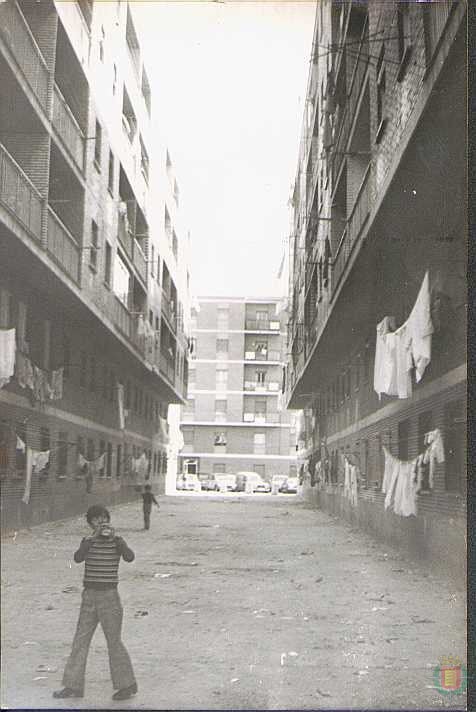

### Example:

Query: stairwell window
xmin=376 ymin=45 xmax=387 ymax=142
xmin=94 ymin=121 xmax=102 ymax=168
xmin=397 ymin=2 xmax=412 ymax=81
xmin=253 ymin=433 xmax=266 ymax=455
xmin=216 ymin=368 xmax=228 ymax=392
xmin=90 ymin=221 xmax=99 ymax=271
xmin=108 ymin=151 xmax=114 ymax=194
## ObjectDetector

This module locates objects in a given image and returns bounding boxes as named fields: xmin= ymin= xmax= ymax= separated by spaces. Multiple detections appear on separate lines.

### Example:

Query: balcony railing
xmin=332 ymin=165 xmax=371 ymax=297
xmin=47 ymin=207 xmax=80 ymax=284
xmin=118 ymin=217 xmax=133 ymax=259
xmin=0 ymin=1 xmax=49 ymax=110
xmin=161 ymin=290 xmax=177 ymax=332
xmin=111 ymin=293 xmax=133 ymax=340
xmin=245 ymin=320 xmax=280 ymax=331
xmin=244 ymin=349 xmax=281 ymax=362
xmin=424 ymin=1 xmax=455 ymax=64
xmin=244 ymin=381 xmax=281 ymax=392
xmin=53 ymin=84 xmax=85 ymax=171
xmin=244 ymin=412 xmax=280 ymax=424
xmin=332 ymin=34 xmax=370 ymax=183
xmin=0 ymin=142 xmax=43 ymax=241
xmin=133 ymin=239 xmax=147 ymax=284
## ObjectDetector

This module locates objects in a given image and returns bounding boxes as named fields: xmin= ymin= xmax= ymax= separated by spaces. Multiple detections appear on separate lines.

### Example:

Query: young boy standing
xmin=141 ymin=484 xmax=159 ymax=530
xmin=54 ymin=505 xmax=137 ymax=702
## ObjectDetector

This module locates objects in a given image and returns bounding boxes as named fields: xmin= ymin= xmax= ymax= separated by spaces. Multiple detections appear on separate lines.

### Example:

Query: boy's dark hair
xmin=86 ymin=505 xmax=110 ymax=524
xmin=144 ymin=485 xmax=152 ymax=491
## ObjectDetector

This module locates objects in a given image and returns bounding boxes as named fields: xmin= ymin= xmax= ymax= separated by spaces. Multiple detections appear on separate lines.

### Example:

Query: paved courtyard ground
xmin=1 ymin=494 xmax=467 ymax=710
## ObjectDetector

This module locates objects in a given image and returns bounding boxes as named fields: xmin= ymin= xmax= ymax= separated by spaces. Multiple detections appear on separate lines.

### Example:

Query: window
xmin=376 ymin=45 xmax=387 ymax=142
xmin=183 ymin=428 xmax=195 ymax=445
xmin=216 ymin=368 xmax=228 ymax=392
xmin=214 ymin=431 xmax=227 ymax=446
xmin=255 ymin=340 xmax=268 ymax=358
xmin=108 ymin=150 xmax=114 ymax=193
xmin=122 ymin=88 xmax=137 ymax=142
xmin=444 ymin=400 xmax=466 ymax=493
xmin=256 ymin=310 xmax=269 ymax=324
xmin=104 ymin=242 xmax=112 ymax=286
xmin=90 ymin=220 xmax=99 ymax=270
xmin=253 ymin=433 xmax=266 ymax=455
xmin=172 ymin=230 xmax=178 ymax=259
xmin=79 ymin=350 xmax=87 ymax=387
xmin=184 ymin=459 xmax=197 ymax=475
xmin=99 ymin=440 xmax=106 ymax=476
xmin=112 ymin=63 xmax=117 ymax=95
xmin=106 ymin=442 xmax=112 ymax=477
xmin=126 ymin=6 xmax=141 ymax=77
xmin=141 ymin=68 xmax=151 ymax=115
xmin=398 ymin=419 xmax=411 ymax=461
xmin=140 ymin=136 xmax=149 ymax=183
xmin=94 ymin=120 xmax=102 ymax=167
xmin=397 ymin=2 xmax=412 ymax=80
xmin=39 ymin=427 xmax=50 ymax=477
xmin=213 ymin=463 xmax=226 ymax=474
xmin=99 ymin=25 xmax=105 ymax=62
xmin=417 ymin=410 xmax=433 ymax=490
xmin=254 ymin=399 xmax=267 ymax=418
xmin=217 ymin=307 xmax=229 ymax=330
xmin=216 ymin=338 xmax=228 ymax=355
xmin=256 ymin=370 xmax=266 ymax=386
xmin=116 ymin=444 xmax=122 ymax=477
xmin=215 ymin=399 xmax=227 ymax=416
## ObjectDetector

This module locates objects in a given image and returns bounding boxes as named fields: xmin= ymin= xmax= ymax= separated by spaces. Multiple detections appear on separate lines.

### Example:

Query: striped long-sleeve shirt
xmin=74 ymin=536 xmax=135 ymax=589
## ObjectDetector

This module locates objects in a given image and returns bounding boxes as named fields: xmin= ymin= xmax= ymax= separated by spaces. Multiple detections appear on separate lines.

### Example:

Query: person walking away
xmin=53 ymin=505 xmax=137 ymax=702
xmin=142 ymin=484 xmax=159 ymax=530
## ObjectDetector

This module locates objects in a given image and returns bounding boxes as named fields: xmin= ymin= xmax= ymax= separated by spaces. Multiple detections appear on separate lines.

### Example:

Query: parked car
xmin=280 ymin=477 xmax=298 ymax=494
xmin=215 ymin=474 xmax=237 ymax=492
xmin=254 ymin=480 xmax=271 ymax=493
xmin=200 ymin=478 xmax=219 ymax=491
xmin=180 ymin=474 xmax=201 ymax=492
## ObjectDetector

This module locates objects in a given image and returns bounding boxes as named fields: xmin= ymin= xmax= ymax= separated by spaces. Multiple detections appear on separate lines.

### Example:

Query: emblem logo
xmin=433 ymin=656 xmax=467 ymax=695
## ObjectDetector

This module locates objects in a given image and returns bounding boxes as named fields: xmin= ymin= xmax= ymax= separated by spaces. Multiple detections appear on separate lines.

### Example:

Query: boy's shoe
xmin=53 ymin=688 xmax=84 ymax=698
xmin=112 ymin=682 xmax=138 ymax=701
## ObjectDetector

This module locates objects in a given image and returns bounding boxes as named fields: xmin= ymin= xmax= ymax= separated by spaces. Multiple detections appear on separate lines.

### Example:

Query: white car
xmin=254 ymin=480 xmax=271 ymax=493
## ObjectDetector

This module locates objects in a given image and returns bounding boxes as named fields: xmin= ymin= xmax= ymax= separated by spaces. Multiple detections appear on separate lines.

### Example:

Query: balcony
xmin=118 ymin=215 xmax=133 ymax=259
xmin=161 ymin=290 xmax=177 ymax=332
xmin=133 ymin=239 xmax=147 ymax=284
xmin=332 ymin=34 xmax=369 ymax=183
xmin=52 ymin=84 xmax=84 ymax=172
xmin=243 ymin=413 xmax=280 ymax=424
xmin=244 ymin=349 xmax=281 ymax=362
xmin=244 ymin=381 xmax=281 ymax=392
xmin=0 ymin=142 xmax=43 ymax=242
xmin=245 ymin=320 xmax=280 ymax=332
xmin=46 ymin=207 xmax=80 ymax=284
xmin=0 ymin=1 xmax=49 ymax=111
xmin=159 ymin=349 xmax=176 ymax=386
xmin=332 ymin=165 xmax=371 ymax=297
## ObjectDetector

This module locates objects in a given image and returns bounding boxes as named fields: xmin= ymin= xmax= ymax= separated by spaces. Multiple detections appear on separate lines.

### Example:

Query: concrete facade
xmin=0 ymin=1 xmax=191 ymax=528
xmin=178 ymin=297 xmax=297 ymax=482
xmin=287 ymin=1 xmax=466 ymax=578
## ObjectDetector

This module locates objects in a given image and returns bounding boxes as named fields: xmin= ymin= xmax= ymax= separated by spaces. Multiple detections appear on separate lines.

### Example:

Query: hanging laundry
xmin=373 ymin=271 xmax=434 ymax=399
xmin=132 ymin=452 xmax=149 ymax=481
xmin=392 ymin=460 xmax=418 ymax=517
xmin=423 ymin=428 xmax=445 ymax=489
xmin=16 ymin=351 xmax=35 ymax=391
xmin=0 ymin=328 xmax=16 ymax=389
xmin=22 ymin=446 xmax=50 ymax=504
xmin=405 ymin=271 xmax=433 ymax=383
xmin=373 ymin=317 xmax=396 ymax=398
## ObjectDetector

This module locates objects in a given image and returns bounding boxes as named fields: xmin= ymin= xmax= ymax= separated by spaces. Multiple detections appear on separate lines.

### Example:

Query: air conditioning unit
xmin=245 ymin=351 xmax=256 ymax=360
xmin=243 ymin=413 xmax=254 ymax=422
xmin=270 ymin=321 xmax=280 ymax=330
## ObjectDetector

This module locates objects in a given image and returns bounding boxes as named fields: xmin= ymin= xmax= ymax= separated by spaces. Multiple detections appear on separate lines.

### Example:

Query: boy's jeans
xmin=63 ymin=587 xmax=136 ymax=692
xmin=143 ymin=507 xmax=151 ymax=530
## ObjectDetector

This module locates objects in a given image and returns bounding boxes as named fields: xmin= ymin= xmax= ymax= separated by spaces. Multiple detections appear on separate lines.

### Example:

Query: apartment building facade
xmin=178 ymin=297 xmax=297 ymax=483
xmin=0 ymin=0 xmax=190 ymax=528
xmin=287 ymin=1 xmax=466 ymax=577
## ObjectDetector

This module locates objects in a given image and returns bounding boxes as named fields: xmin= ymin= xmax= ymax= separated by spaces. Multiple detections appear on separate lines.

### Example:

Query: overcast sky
xmin=135 ymin=1 xmax=315 ymax=298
